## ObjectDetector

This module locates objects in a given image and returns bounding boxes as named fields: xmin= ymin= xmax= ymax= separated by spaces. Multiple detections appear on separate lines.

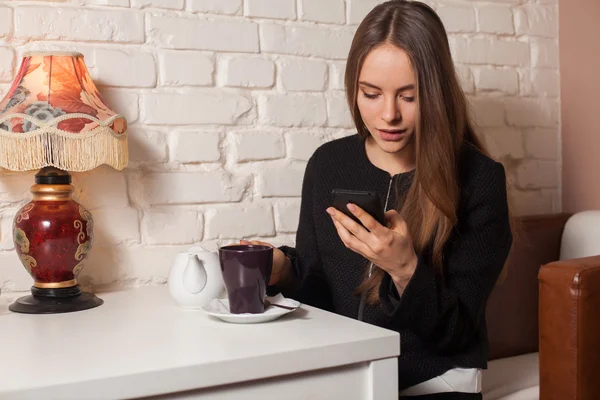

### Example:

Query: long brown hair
xmin=345 ymin=0 xmax=490 ymax=304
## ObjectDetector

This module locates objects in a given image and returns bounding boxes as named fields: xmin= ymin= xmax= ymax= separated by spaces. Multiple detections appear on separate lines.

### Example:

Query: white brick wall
xmin=159 ymin=51 xmax=214 ymax=87
xmin=188 ymin=0 xmax=243 ymax=15
xmin=0 ymin=0 xmax=560 ymax=295
xmin=0 ymin=7 xmax=11 ymax=39
xmin=217 ymin=56 xmax=275 ymax=88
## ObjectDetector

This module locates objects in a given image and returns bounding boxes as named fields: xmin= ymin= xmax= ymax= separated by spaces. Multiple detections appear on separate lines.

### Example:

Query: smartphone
xmin=331 ymin=189 xmax=386 ymax=228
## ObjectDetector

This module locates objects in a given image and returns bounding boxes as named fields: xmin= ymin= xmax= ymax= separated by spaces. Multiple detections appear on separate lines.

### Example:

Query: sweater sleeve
xmin=267 ymin=152 xmax=332 ymax=309
xmin=378 ymin=161 xmax=513 ymax=353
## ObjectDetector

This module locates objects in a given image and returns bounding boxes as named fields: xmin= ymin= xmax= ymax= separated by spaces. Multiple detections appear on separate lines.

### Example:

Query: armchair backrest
xmin=486 ymin=213 xmax=571 ymax=360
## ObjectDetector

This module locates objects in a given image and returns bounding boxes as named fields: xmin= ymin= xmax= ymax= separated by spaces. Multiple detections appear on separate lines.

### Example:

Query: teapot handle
xmin=182 ymin=254 xmax=207 ymax=294
xmin=193 ymin=249 xmax=224 ymax=287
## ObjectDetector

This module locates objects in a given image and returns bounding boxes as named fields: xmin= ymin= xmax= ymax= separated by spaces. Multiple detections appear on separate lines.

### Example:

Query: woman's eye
xmin=403 ymin=96 xmax=415 ymax=102
xmin=362 ymin=92 xmax=379 ymax=99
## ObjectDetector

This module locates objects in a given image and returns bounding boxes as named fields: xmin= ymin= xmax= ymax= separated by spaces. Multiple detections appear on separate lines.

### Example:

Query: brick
xmin=259 ymin=94 xmax=327 ymax=128
xmin=77 ymin=243 xmax=176 ymax=287
xmin=0 ymin=209 xmax=16 ymax=250
xmin=159 ymin=51 xmax=213 ymax=86
xmin=142 ymin=91 xmax=253 ymax=125
xmin=518 ymin=69 xmax=533 ymax=97
xmin=543 ymin=188 xmax=560 ymax=213
xmin=484 ymin=128 xmax=525 ymax=159
xmin=188 ymin=0 xmax=243 ymax=15
xmin=258 ymin=165 xmax=305 ymax=197
xmin=260 ymin=23 xmax=354 ymax=59
xmin=82 ymin=0 xmax=129 ymax=6
xmin=0 ymin=7 xmax=12 ymax=38
xmin=205 ymin=205 xmax=274 ymax=239
xmin=461 ymin=0 xmax=522 ymax=4
xmin=148 ymin=16 xmax=258 ymax=52
xmin=113 ymin=245 xmax=192 ymax=284
xmin=327 ymin=91 xmax=353 ymax=128
xmin=0 ymin=251 xmax=34 ymax=292
xmin=142 ymin=172 xmax=246 ymax=205
xmin=515 ymin=5 xmax=557 ymax=38
xmin=15 ymin=8 xmax=144 ymax=43
xmin=520 ymin=68 xmax=558 ymax=98
xmin=232 ymin=131 xmax=285 ymax=162
xmin=473 ymin=67 xmax=518 ymax=94
xmin=275 ymin=200 xmax=301 ymax=233
xmin=530 ymin=69 xmax=559 ymax=97
xmin=0 ymin=47 xmax=14 ymax=82
xmin=329 ymin=61 xmax=346 ymax=90
xmin=0 ymin=172 xmax=36 ymax=203
xmin=524 ymin=128 xmax=558 ymax=159
xmin=73 ymin=170 xmax=129 ymax=209
xmin=516 ymin=160 xmax=558 ymax=188
xmin=468 ymin=96 xmax=505 ymax=128
xmin=455 ymin=65 xmax=474 ymax=94
xmin=94 ymin=49 xmax=156 ymax=88
xmin=127 ymin=127 xmax=167 ymax=163
xmin=280 ymin=58 xmax=327 ymax=92
xmin=169 ymin=131 xmax=221 ymax=163
xmin=437 ymin=5 xmax=476 ymax=33
xmin=301 ymin=0 xmax=345 ymax=24
xmin=505 ymin=98 xmax=558 ymax=128
xmin=143 ymin=208 xmax=203 ymax=245
xmin=91 ymin=207 xmax=141 ymax=245
xmin=218 ymin=56 xmax=274 ymax=88
xmin=132 ymin=0 xmax=183 ymax=9
xmin=451 ymin=37 xmax=529 ymax=67
xmin=98 ymin=88 xmax=139 ymax=123
xmin=476 ymin=5 xmax=513 ymax=34
xmin=348 ymin=0 xmax=380 ymax=25
xmin=245 ymin=0 xmax=296 ymax=20
xmin=531 ymin=38 xmax=558 ymax=68
xmin=286 ymin=132 xmax=328 ymax=161
xmin=512 ymin=189 xmax=553 ymax=216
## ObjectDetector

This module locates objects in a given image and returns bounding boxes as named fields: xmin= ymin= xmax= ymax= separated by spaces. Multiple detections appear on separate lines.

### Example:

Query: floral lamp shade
xmin=1 ymin=52 xmax=129 ymax=315
xmin=0 ymin=51 xmax=128 ymax=172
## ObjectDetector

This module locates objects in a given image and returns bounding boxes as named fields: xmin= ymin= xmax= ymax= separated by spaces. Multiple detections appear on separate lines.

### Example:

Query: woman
xmin=242 ymin=1 xmax=512 ymax=399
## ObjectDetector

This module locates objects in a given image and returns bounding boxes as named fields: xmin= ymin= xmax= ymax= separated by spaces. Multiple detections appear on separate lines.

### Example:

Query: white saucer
xmin=201 ymin=294 xmax=300 ymax=324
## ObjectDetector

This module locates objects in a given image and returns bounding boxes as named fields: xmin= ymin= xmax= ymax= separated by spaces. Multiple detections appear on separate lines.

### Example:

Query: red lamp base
xmin=9 ymin=285 xmax=103 ymax=314
xmin=9 ymin=167 xmax=102 ymax=314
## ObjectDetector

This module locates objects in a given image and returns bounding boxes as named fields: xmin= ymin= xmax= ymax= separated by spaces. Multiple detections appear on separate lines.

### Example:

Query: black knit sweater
xmin=270 ymin=134 xmax=513 ymax=390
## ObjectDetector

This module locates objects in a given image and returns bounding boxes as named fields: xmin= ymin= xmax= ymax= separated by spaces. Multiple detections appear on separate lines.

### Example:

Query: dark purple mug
xmin=218 ymin=244 xmax=273 ymax=314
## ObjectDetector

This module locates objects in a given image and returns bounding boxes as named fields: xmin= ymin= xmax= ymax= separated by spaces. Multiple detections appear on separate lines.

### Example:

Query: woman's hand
xmin=326 ymin=204 xmax=418 ymax=291
xmin=239 ymin=240 xmax=292 ymax=286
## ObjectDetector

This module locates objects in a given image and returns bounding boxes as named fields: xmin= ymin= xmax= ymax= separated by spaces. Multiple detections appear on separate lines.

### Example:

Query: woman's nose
xmin=381 ymin=97 xmax=401 ymax=124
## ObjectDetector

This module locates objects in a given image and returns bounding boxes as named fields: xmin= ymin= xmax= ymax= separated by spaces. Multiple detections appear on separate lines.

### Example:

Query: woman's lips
xmin=377 ymin=129 xmax=407 ymax=142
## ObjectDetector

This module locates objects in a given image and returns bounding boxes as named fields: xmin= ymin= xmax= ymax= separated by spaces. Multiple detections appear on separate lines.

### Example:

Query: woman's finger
xmin=331 ymin=217 xmax=374 ymax=259
xmin=327 ymin=207 xmax=372 ymax=244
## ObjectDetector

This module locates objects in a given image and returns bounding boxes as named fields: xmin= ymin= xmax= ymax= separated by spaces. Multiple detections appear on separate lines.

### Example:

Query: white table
xmin=0 ymin=286 xmax=400 ymax=400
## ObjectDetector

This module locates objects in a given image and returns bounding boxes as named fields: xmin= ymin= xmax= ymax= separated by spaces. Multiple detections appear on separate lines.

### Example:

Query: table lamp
xmin=0 ymin=51 xmax=128 ymax=314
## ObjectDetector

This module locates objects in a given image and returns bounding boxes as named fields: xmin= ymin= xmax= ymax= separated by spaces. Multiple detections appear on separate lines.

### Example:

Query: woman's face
xmin=356 ymin=43 xmax=417 ymax=157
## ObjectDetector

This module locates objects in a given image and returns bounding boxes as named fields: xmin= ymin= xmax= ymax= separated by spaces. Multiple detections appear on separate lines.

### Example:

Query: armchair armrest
xmin=538 ymin=256 xmax=600 ymax=400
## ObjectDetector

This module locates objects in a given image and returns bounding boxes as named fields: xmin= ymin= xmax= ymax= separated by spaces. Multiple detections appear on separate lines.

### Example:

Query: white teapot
xmin=168 ymin=246 xmax=225 ymax=309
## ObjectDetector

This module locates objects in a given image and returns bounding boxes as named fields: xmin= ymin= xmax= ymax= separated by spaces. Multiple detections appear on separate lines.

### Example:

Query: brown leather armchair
xmin=483 ymin=213 xmax=600 ymax=400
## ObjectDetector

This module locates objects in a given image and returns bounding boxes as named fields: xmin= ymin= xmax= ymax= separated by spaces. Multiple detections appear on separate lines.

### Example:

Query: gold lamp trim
xmin=33 ymin=279 xmax=78 ymax=289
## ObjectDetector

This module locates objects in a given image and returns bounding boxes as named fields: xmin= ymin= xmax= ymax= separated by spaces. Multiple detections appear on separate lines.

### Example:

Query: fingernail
xmin=347 ymin=203 xmax=356 ymax=212
xmin=326 ymin=208 xmax=335 ymax=216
